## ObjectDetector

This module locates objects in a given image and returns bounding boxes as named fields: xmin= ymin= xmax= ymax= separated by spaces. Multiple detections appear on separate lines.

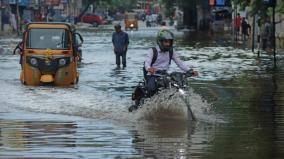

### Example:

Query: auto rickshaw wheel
xmin=20 ymin=71 xmax=26 ymax=85
xmin=76 ymin=76 xmax=79 ymax=84
xmin=21 ymin=80 xmax=26 ymax=85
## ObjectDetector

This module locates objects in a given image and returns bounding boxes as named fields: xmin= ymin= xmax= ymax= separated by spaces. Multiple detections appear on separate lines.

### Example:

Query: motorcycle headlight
xmin=179 ymin=89 xmax=185 ymax=95
xmin=59 ymin=58 xmax=66 ymax=66
xmin=30 ymin=58 xmax=38 ymax=67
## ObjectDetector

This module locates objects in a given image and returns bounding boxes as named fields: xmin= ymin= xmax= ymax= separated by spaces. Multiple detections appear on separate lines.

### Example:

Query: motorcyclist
xmin=129 ymin=29 xmax=198 ymax=112
xmin=144 ymin=29 xmax=198 ymax=93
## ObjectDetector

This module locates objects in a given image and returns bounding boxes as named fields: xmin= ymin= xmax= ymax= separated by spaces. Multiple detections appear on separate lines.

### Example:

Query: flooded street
xmin=1 ymin=25 xmax=284 ymax=158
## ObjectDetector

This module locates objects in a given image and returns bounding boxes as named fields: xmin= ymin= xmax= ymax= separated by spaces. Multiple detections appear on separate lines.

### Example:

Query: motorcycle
xmin=129 ymin=71 xmax=195 ymax=121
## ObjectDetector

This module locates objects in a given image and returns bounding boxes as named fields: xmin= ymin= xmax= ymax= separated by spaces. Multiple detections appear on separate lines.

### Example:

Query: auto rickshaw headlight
xmin=30 ymin=58 xmax=38 ymax=67
xmin=130 ymin=24 xmax=134 ymax=27
xmin=59 ymin=58 xmax=66 ymax=66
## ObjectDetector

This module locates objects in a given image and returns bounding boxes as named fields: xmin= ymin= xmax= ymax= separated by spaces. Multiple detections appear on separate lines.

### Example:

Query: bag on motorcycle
xmin=145 ymin=76 xmax=157 ymax=91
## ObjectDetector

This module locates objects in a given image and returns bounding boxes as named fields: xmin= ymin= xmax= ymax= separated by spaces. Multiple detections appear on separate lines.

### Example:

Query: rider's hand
xmin=147 ymin=67 xmax=156 ymax=75
xmin=186 ymin=69 xmax=198 ymax=77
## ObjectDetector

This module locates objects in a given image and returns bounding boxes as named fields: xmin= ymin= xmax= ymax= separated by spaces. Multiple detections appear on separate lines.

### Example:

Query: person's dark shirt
xmin=112 ymin=31 xmax=129 ymax=53
xmin=2 ymin=13 xmax=10 ymax=24
xmin=241 ymin=20 xmax=248 ymax=34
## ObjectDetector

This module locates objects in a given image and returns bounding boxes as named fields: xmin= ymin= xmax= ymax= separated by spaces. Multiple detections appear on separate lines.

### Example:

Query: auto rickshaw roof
xmin=27 ymin=22 xmax=75 ymax=30
xmin=125 ymin=12 xmax=137 ymax=15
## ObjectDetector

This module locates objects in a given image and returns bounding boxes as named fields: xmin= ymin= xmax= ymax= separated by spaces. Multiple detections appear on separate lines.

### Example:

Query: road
xmin=0 ymin=22 xmax=284 ymax=158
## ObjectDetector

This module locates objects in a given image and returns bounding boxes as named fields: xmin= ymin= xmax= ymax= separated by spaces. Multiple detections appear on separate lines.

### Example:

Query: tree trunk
xmin=183 ymin=5 xmax=197 ymax=30
xmin=74 ymin=0 xmax=97 ymax=24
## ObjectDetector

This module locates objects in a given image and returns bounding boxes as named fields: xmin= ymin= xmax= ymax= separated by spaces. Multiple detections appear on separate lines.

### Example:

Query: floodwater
xmin=1 ymin=25 xmax=284 ymax=159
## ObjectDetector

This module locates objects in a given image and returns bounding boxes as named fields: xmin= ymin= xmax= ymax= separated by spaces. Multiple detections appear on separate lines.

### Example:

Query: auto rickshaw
xmin=124 ymin=12 xmax=138 ymax=31
xmin=14 ymin=22 xmax=83 ymax=86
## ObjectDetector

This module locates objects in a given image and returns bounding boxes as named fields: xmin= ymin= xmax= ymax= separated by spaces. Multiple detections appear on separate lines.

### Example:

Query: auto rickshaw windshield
xmin=27 ymin=28 xmax=69 ymax=50
xmin=126 ymin=14 xmax=136 ymax=20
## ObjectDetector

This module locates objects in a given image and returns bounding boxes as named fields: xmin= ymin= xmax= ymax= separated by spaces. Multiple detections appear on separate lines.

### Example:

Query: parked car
xmin=103 ymin=15 xmax=114 ymax=25
xmin=80 ymin=14 xmax=103 ymax=27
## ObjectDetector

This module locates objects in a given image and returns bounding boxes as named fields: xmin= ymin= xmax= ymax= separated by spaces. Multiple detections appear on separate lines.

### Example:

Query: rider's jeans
xmin=145 ymin=76 xmax=157 ymax=96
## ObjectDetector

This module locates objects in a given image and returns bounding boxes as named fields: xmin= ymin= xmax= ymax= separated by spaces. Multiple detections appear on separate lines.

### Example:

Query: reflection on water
xmin=132 ymin=120 xmax=195 ymax=158
xmin=0 ymin=112 xmax=140 ymax=159
xmin=192 ymin=70 xmax=284 ymax=159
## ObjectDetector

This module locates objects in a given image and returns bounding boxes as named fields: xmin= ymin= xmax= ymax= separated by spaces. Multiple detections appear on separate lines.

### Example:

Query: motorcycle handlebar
xmin=148 ymin=72 xmax=192 ymax=78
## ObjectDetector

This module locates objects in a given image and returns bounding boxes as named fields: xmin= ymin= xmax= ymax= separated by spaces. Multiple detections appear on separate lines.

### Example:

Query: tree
xmin=161 ymin=0 xmax=176 ymax=17
xmin=78 ymin=0 xmax=100 ymax=21
xmin=107 ymin=0 xmax=138 ymax=13
xmin=161 ymin=0 xmax=198 ymax=29
xmin=231 ymin=0 xmax=284 ymax=21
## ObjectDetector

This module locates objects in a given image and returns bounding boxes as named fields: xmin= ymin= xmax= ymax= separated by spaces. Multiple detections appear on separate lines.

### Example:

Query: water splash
xmin=137 ymin=89 xmax=188 ymax=121
xmin=130 ymin=88 xmax=225 ymax=124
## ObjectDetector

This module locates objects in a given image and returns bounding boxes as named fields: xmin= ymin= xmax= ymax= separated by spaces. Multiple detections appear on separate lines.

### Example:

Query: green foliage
xmin=177 ymin=0 xmax=197 ymax=8
xmin=231 ymin=0 xmax=284 ymax=24
xmin=276 ymin=0 xmax=284 ymax=14
xmin=162 ymin=0 xmax=175 ymax=17
xmin=160 ymin=0 xmax=197 ymax=17
xmin=107 ymin=0 xmax=138 ymax=12
xmin=81 ymin=0 xmax=137 ymax=13
xmin=231 ymin=0 xmax=250 ymax=10
xmin=232 ymin=0 xmax=284 ymax=16
xmin=82 ymin=0 xmax=98 ymax=5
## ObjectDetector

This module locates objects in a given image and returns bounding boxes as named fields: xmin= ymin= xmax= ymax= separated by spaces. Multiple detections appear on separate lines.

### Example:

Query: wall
xmin=275 ymin=13 xmax=284 ymax=48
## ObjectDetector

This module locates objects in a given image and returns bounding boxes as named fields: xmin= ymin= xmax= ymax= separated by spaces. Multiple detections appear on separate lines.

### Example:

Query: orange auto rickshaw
xmin=14 ymin=22 xmax=83 ymax=86
xmin=124 ymin=12 xmax=138 ymax=31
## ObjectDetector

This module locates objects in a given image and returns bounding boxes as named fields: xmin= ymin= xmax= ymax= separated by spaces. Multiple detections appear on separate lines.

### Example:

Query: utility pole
xmin=234 ymin=4 xmax=237 ymax=47
xmin=252 ymin=15 xmax=255 ymax=53
xmin=16 ymin=0 xmax=20 ymax=36
xmin=0 ymin=0 xmax=2 ymax=32
xmin=256 ymin=14 xmax=261 ymax=57
xmin=263 ymin=0 xmax=277 ymax=67
xmin=272 ymin=3 xmax=276 ymax=67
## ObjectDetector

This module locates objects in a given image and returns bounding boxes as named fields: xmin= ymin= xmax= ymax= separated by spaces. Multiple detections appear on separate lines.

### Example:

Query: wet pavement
xmin=1 ymin=23 xmax=284 ymax=158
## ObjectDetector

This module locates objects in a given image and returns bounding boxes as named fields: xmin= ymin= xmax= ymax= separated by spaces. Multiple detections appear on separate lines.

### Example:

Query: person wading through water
xmin=112 ymin=24 xmax=129 ymax=68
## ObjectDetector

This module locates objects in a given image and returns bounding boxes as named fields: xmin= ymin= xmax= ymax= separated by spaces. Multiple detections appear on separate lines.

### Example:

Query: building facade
xmin=0 ymin=0 xmax=83 ymax=33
